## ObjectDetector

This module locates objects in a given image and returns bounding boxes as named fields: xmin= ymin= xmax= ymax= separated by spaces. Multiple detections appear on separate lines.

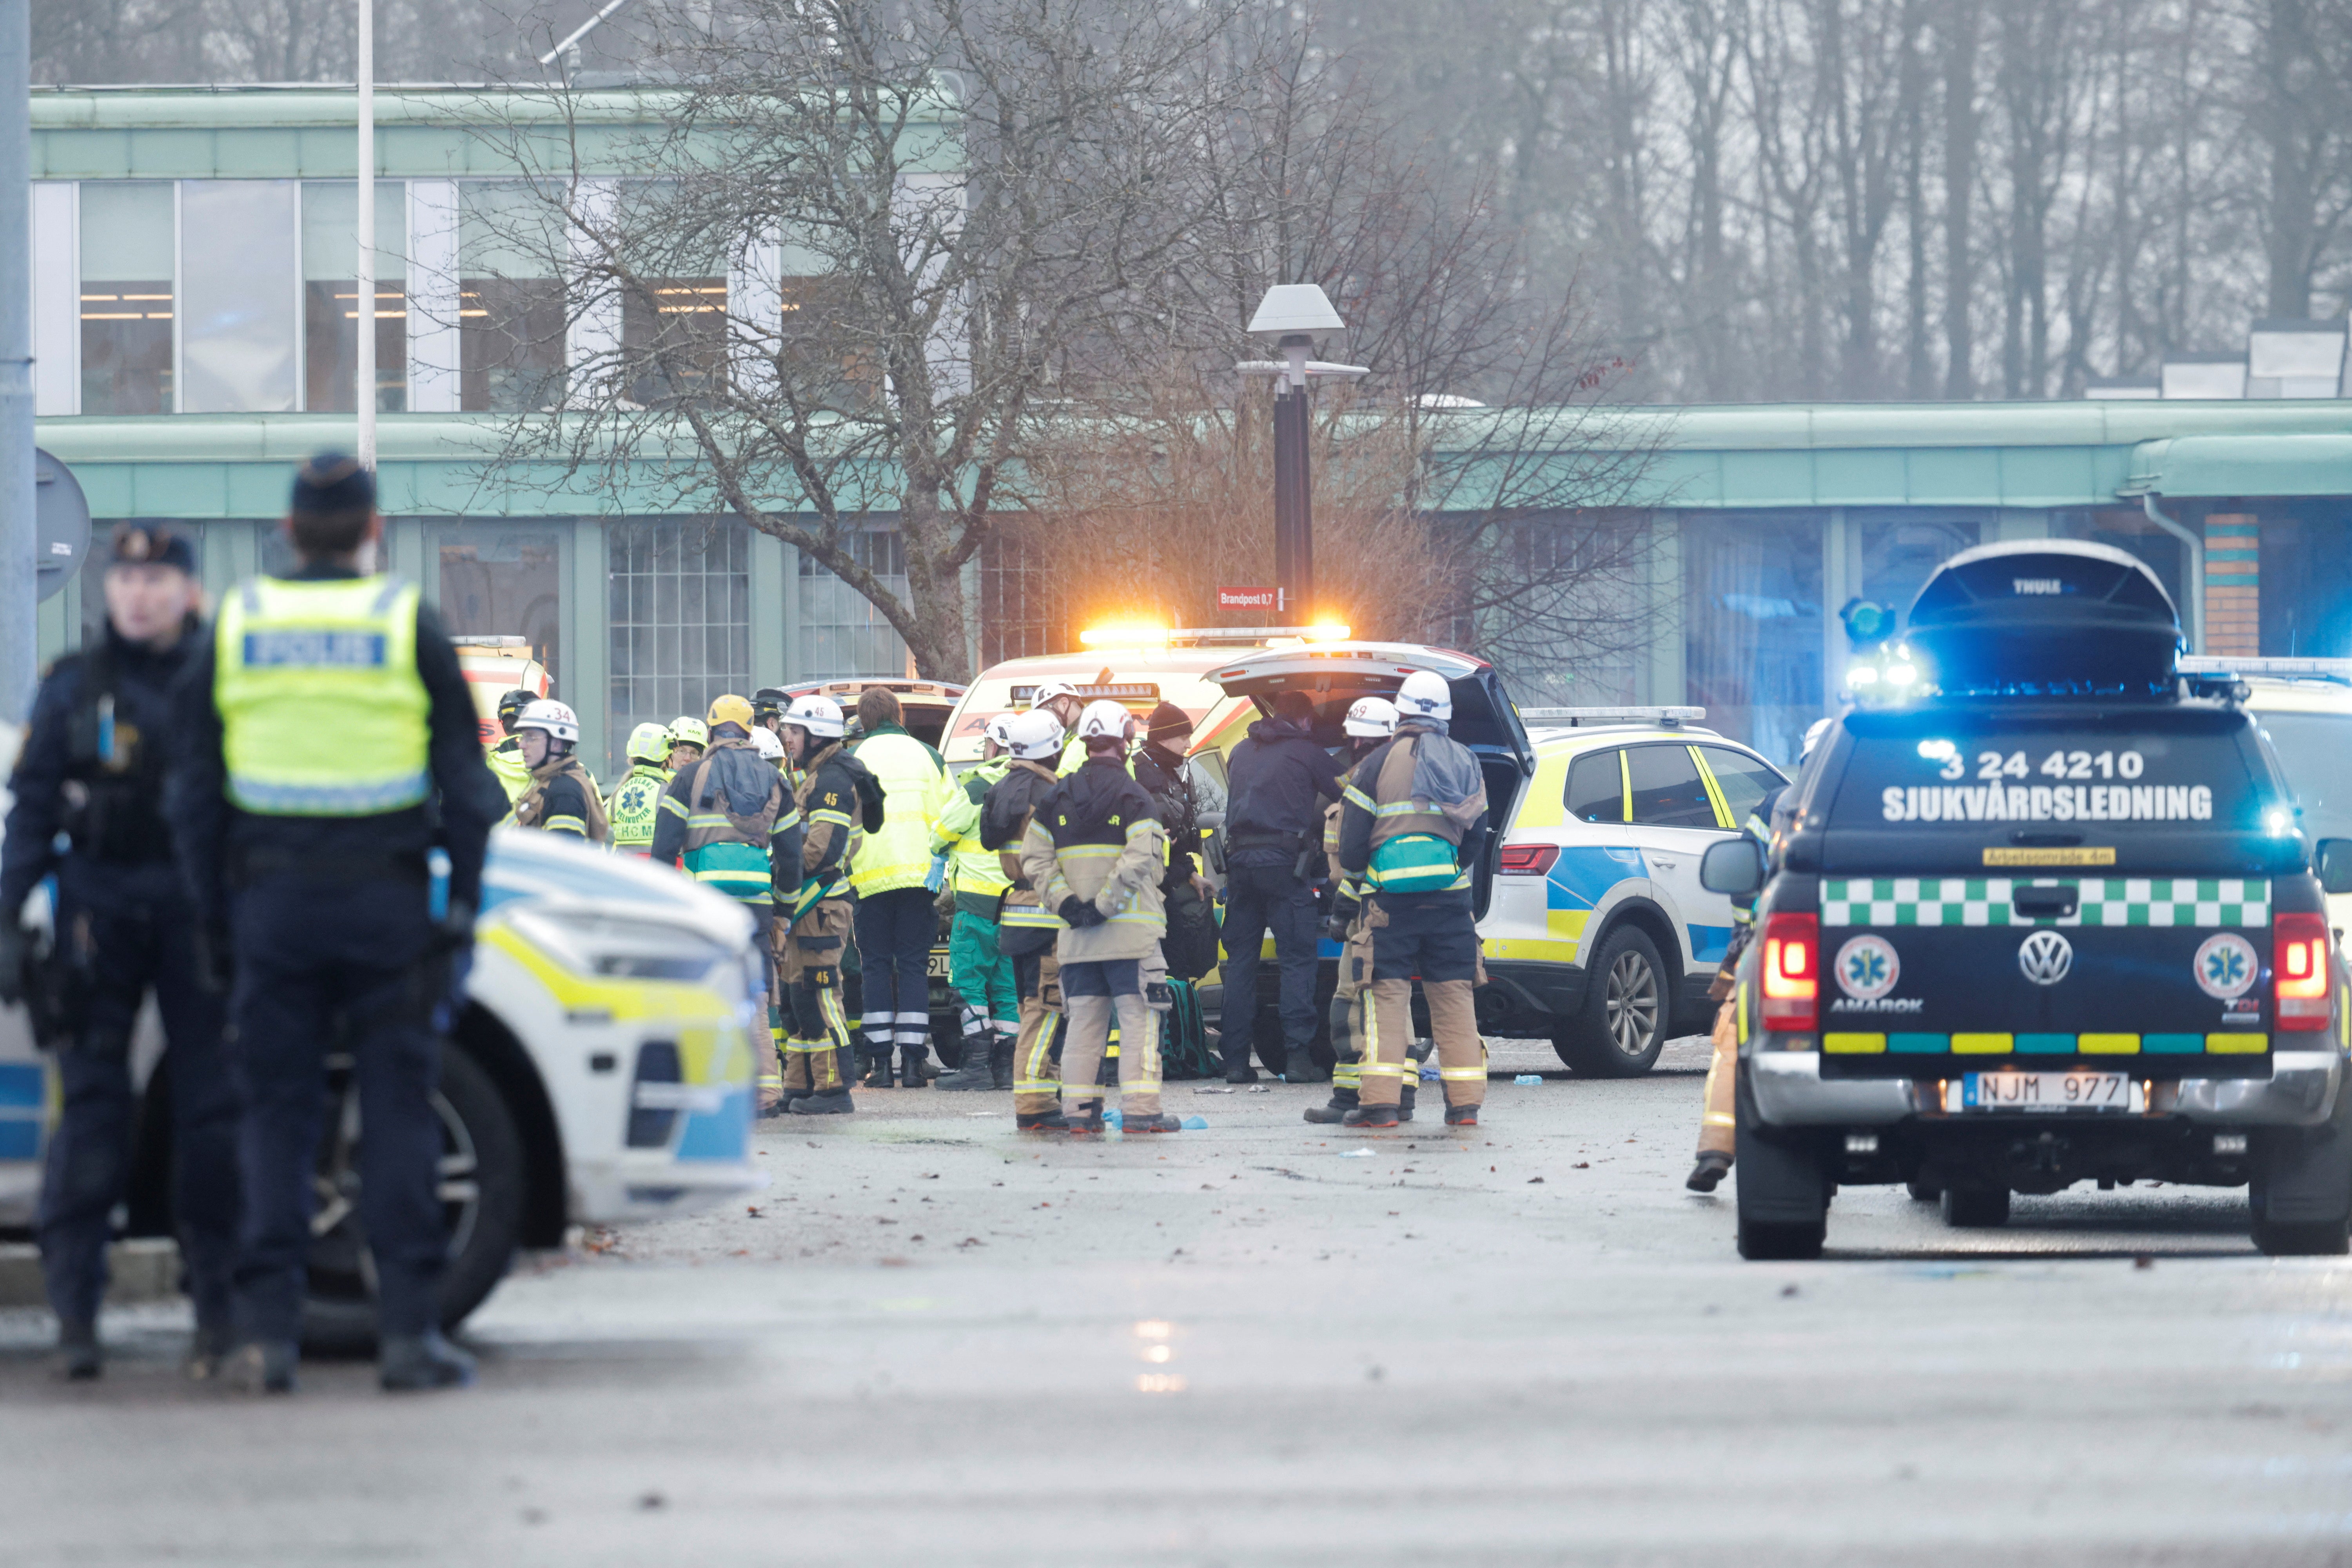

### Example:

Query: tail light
xmin=2275 ymin=912 xmax=2332 ymax=1031
xmin=1497 ymin=842 xmax=1560 ymax=876
xmin=1759 ymin=911 xmax=1819 ymax=1033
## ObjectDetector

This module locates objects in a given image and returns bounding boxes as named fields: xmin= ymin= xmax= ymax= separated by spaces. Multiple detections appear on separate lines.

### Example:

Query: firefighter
xmin=1305 ymin=697 xmax=1417 ymax=1125
xmin=982 ymin=710 xmax=1070 ymax=1130
xmin=773 ymin=693 xmax=878 ymax=1115
xmin=505 ymin=700 xmax=608 ymax=843
xmin=606 ymin=722 xmax=674 ymax=856
xmin=1332 ymin=670 xmax=1491 ymax=1129
xmin=931 ymin=715 xmax=1018 ymax=1091
xmin=0 ymin=524 xmax=238 ymax=1381
xmin=1020 ymin=700 xmax=1180 ymax=1134
xmin=652 ymin=695 xmax=797 ymax=1114
xmin=486 ymin=688 xmax=534 ymax=802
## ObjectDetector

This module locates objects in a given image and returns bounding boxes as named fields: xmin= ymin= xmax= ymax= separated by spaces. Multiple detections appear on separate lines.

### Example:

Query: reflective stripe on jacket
xmin=932 ymin=756 xmax=1013 ymax=906
xmin=214 ymin=575 xmax=430 ymax=816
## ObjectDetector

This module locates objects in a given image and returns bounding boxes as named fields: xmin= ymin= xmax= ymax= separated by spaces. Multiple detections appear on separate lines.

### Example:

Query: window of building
xmin=609 ymin=519 xmax=751 ymax=745
xmin=621 ymin=276 xmax=728 ymax=407
xmin=180 ymin=180 xmax=299 ymax=413
xmin=979 ymin=521 xmax=1066 ymax=664
xmin=459 ymin=182 xmax=566 ymax=413
xmin=1858 ymin=513 xmax=1981 ymax=631
xmin=1626 ymin=744 xmax=1716 ymax=829
xmin=79 ymin=182 xmax=175 ymax=414
xmin=1683 ymin=512 xmax=1824 ymax=767
xmin=441 ymin=529 xmax=563 ymax=690
xmin=799 ymin=526 xmax=910 ymax=678
xmin=1564 ymin=748 xmax=1623 ymax=823
xmin=302 ymin=181 xmax=408 ymax=412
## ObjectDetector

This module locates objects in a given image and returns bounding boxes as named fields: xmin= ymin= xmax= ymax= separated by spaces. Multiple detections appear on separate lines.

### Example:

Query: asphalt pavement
xmin=5 ymin=1034 xmax=2351 ymax=1566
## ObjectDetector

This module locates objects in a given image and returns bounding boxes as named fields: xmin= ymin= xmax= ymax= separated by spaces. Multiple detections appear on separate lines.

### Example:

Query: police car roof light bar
xmin=1519 ymin=706 xmax=1707 ymax=727
xmin=2177 ymin=656 xmax=2352 ymax=684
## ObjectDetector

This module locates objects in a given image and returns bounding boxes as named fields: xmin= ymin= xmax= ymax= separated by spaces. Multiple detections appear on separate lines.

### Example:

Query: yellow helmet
xmin=626 ymin=721 xmax=673 ymax=764
xmin=668 ymin=717 xmax=709 ymax=750
xmin=707 ymin=694 xmax=754 ymax=731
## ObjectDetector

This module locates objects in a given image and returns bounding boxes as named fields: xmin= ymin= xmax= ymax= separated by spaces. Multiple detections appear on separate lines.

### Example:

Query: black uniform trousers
xmin=1217 ymin=861 xmax=1322 ymax=1066
xmin=37 ymin=873 xmax=239 ymax=1329
xmin=854 ymin=886 xmax=937 ymax=1058
xmin=228 ymin=874 xmax=446 ymax=1343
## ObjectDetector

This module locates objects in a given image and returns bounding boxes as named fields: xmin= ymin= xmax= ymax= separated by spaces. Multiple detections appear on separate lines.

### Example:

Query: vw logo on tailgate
xmin=2017 ymin=929 xmax=2074 ymax=985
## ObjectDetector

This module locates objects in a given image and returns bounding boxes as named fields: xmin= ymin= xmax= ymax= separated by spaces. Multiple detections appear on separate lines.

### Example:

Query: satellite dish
xmin=33 ymin=449 xmax=91 ymax=604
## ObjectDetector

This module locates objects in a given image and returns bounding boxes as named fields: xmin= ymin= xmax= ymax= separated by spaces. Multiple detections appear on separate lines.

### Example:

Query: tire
xmin=1554 ymin=926 xmax=1669 ymax=1077
xmin=301 ymin=1045 xmax=527 ymax=1354
xmin=1940 ymin=1183 xmax=2010 ymax=1228
xmin=2252 ymin=1218 xmax=2352 ymax=1257
xmin=1733 ymin=1064 xmax=1826 ymax=1260
xmin=1905 ymin=1177 xmax=1941 ymax=1202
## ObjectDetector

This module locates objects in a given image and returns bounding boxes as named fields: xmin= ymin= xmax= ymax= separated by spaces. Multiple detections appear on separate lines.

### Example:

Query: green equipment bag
xmin=1159 ymin=978 xmax=1218 ymax=1081
xmin=1367 ymin=831 xmax=1462 ymax=894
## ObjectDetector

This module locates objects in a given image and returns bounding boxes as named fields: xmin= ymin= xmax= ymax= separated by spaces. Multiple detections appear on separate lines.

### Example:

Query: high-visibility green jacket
xmin=931 ymin=756 xmax=1011 ymax=913
xmin=606 ymin=762 xmax=669 ymax=853
xmin=487 ymin=737 xmax=531 ymax=802
xmin=846 ymin=723 xmax=951 ymax=897
xmin=213 ymin=575 xmax=430 ymax=816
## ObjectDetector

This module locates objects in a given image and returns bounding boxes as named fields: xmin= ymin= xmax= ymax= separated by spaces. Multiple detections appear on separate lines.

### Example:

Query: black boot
xmin=1283 ymin=1047 xmax=1328 ymax=1084
xmin=861 ymin=1042 xmax=894 ymax=1089
xmin=1686 ymin=1151 xmax=1731 ymax=1192
xmin=224 ymin=1339 xmax=299 ymax=1394
xmin=898 ymin=1045 xmax=930 ymax=1089
xmin=935 ymin=1035 xmax=995 ymax=1090
xmin=989 ymin=1036 xmax=1015 ymax=1090
xmin=1444 ymin=1102 xmax=1480 ymax=1127
xmin=379 ymin=1330 xmax=477 ymax=1392
xmin=1063 ymin=1099 xmax=1105 ymax=1135
xmin=1124 ymin=1112 xmax=1183 ymax=1133
xmin=1341 ymin=1102 xmax=1400 ymax=1128
xmin=1016 ymin=1108 xmax=1067 ymax=1132
xmin=1304 ymin=1086 xmax=1359 ymax=1124
xmin=1222 ymin=1032 xmax=1257 ymax=1083
xmin=789 ymin=1088 xmax=856 ymax=1115
xmin=185 ymin=1311 xmax=236 ymax=1382
xmin=1398 ymin=1082 xmax=1417 ymax=1122
xmin=55 ymin=1319 xmax=99 ymax=1382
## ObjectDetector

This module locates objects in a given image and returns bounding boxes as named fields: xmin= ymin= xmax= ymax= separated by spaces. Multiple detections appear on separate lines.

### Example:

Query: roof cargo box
xmin=1906 ymin=540 xmax=2181 ymax=700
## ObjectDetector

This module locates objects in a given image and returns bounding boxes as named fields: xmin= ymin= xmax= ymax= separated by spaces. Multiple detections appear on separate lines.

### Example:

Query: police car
xmin=1205 ymin=643 xmax=1788 ymax=1073
xmin=1712 ymin=541 xmax=2352 ymax=1261
xmin=0 ymin=825 xmax=764 ymax=1347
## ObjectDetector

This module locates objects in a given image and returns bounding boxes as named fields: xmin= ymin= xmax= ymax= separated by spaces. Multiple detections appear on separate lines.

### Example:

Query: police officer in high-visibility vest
xmin=982 ymin=710 xmax=1069 ymax=1129
xmin=1332 ymin=670 xmax=1492 ymax=1129
xmin=774 ymin=694 xmax=876 ymax=1114
xmin=165 ymin=453 xmax=504 ymax=1394
xmin=486 ymin=688 xmax=533 ymax=802
xmin=1 ymin=524 xmax=239 ymax=1382
xmin=652 ymin=695 xmax=798 ymax=1114
xmin=1306 ymin=697 xmax=1419 ymax=1125
xmin=505 ymin=700 xmax=608 ymax=843
xmin=930 ymin=715 xmax=1017 ymax=1091
xmin=606 ymin=722 xmax=673 ymax=855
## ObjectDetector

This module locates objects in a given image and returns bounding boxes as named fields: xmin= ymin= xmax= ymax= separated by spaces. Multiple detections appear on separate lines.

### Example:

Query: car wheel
xmin=301 ymin=1044 xmax=527 ymax=1354
xmin=2252 ymin=1218 xmax=2351 ymax=1256
xmin=1554 ymin=927 xmax=1668 ymax=1077
xmin=1940 ymin=1183 xmax=2010 ymax=1228
xmin=1905 ymin=1177 xmax=1941 ymax=1202
xmin=1733 ymin=1063 xmax=1827 ymax=1260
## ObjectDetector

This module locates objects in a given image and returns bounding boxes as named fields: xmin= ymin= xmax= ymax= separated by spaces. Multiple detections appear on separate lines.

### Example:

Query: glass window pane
xmin=1564 ymin=748 xmax=1622 ymax=824
xmin=1626 ymin=744 xmax=1715 ymax=829
xmin=80 ymin=182 xmax=174 ymax=415
xmin=1698 ymin=745 xmax=1786 ymax=831
xmin=1683 ymin=513 xmax=1824 ymax=766
xmin=796 ymin=522 xmax=910 ymax=678
xmin=1858 ymin=514 xmax=1980 ymax=631
xmin=606 ymin=518 xmax=752 ymax=754
xmin=302 ymin=181 xmax=408 ymax=412
xmin=180 ymin=181 xmax=298 ymax=413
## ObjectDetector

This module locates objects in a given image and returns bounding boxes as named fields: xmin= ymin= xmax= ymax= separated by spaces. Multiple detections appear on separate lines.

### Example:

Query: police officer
xmin=1217 ymin=690 xmax=1344 ymax=1083
xmin=166 ymin=453 xmax=504 ymax=1393
xmin=0 ymin=524 xmax=239 ymax=1381
xmin=1333 ymin=670 xmax=1491 ymax=1129
xmin=506 ymin=699 xmax=608 ymax=843
xmin=652 ymin=695 xmax=798 ymax=1114
xmin=983 ymin=710 xmax=1070 ymax=1129
xmin=486 ymin=689 xmax=534 ymax=802
xmin=606 ymin=722 xmax=674 ymax=855
xmin=1131 ymin=701 xmax=1216 ymax=982
xmin=930 ymin=715 xmax=1018 ymax=1091
xmin=773 ymin=694 xmax=874 ymax=1114
xmin=1305 ymin=698 xmax=1418 ymax=1126
xmin=846 ymin=687 xmax=953 ymax=1089
xmin=1020 ymin=701 xmax=1180 ymax=1134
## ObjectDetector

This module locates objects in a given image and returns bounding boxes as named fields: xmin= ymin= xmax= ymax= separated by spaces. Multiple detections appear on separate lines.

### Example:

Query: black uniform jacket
xmin=1222 ymin=717 xmax=1343 ymax=869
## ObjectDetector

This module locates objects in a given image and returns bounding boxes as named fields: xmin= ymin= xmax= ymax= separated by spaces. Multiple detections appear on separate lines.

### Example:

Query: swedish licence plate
xmin=1945 ymin=1072 xmax=2143 ymax=1113
xmin=927 ymin=951 xmax=951 ymax=979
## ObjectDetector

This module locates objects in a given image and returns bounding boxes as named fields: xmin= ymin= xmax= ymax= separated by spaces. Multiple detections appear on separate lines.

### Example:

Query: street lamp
xmin=1237 ymin=284 xmax=1367 ymax=626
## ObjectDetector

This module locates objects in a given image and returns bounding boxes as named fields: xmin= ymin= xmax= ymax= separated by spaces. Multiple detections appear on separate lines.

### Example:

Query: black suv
xmin=1707 ymin=540 xmax=2352 ymax=1260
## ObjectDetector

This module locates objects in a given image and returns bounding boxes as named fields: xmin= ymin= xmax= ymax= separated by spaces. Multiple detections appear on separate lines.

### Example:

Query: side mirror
xmin=1700 ymin=837 xmax=1766 ymax=897
xmin=2318 ymin=838 xmax=2352 ymax=896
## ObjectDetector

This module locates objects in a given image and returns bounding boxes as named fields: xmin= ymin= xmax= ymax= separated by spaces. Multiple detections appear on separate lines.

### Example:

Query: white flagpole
xmin=356 ymin=0 xmax=376 ymax=470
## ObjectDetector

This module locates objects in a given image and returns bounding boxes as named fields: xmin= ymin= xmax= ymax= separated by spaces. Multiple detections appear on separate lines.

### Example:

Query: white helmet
xmin=1032 ymin=680 xmax=1080 ymax=710
xmin=782 ymin=693 xmax=845 ymax=740
xmin=516 ymin=698 xmax=580 ymax=746
xmin=751 ymin=725 xmax=786 ymax=762
xmin=983 ymin=713 xmax=1015 ymax=751
xmin=1007 ymin=709 xmax=1065 ymax=760
xmin=1395 ymin=670 xmax=1452 ymax=723
xmin=1343 ymin=696 xmax=1400 ymax=739
xmin=1076 ymin=699 xmax=1134 ymax=745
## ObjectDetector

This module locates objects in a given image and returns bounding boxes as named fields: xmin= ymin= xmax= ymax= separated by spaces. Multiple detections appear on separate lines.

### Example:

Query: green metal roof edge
xmin=30 ymin=85 xmax=956 ymax=129
xmin=2119 ymin=433 xmax=2352 ymax=499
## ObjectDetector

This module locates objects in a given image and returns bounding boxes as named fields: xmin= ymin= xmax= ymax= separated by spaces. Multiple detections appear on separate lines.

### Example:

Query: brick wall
xmin=2204 ymin=514 xmax=2259 ymax=656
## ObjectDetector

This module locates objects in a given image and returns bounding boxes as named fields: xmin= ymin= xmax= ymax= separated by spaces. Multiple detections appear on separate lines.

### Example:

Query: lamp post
xmin=1237 ymin=284 xmax=1366 ymax=625
xmin=356 ymin=0 xmax=375 ymax=470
